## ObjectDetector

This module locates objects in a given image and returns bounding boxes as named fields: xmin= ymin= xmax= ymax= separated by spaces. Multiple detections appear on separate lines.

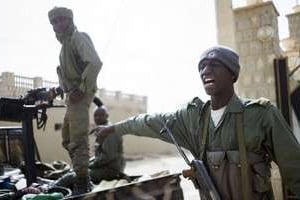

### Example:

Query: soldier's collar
xmin=223 ymin=94 xmax=244 ymax=113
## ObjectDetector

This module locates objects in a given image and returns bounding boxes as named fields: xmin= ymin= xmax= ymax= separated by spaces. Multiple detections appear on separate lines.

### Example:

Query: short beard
xmin=55 ymin=21 xmax=76 ymax=43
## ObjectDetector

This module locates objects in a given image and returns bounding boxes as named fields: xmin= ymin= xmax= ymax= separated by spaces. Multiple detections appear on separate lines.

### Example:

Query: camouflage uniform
xmin=114 ymin=94 xmax=300 ymax=199
xmin=48 ymin=7 xmax=102 ymax=195
xmin=56 ymin=132 xmax=125 ymax=186
xmin=89 ymin=129 xmax=125 ymax=184
xmin=55 ymin=123 xmax=124 ymax=188
xmin=57 ymin=29 xmax=102 ymax=180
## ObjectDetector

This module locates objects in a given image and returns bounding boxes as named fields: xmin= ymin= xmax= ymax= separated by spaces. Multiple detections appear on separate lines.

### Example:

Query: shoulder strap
xmin=199 ymin=104 xmax=211 ymax=160
xmin=235 ymin=113 xmax=251 ymax=200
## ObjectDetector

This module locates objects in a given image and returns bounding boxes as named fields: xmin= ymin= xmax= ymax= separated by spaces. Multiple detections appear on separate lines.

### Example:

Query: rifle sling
xmin=199 ymin=104 xmax=210 ymax=160
xmin=236 ymin=113 xmax=251 ymax=200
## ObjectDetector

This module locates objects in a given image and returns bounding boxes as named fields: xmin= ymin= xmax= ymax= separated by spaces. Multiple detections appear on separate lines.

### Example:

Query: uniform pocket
xmin=226 ymin=150 xmax=240 ymax=165
xmin=246 ymin=152 xmax=271 ymax=193
xmin=251 ymin=162 xmax=271 ymax=192
xmin=206 ymin=151 xmax=228 ymax=198
xmin=206 ymin=151 xmax=226 ymax=168
xmin=227 ymin=151 xmax=271 ymax=197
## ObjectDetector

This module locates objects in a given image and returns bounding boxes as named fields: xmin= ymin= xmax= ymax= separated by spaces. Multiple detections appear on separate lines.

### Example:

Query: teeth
xmin=204 ymin=78 xmax=213 ymax=83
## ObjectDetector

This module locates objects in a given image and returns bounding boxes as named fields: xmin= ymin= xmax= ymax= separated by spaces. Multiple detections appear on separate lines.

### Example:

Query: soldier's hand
xmin=48 ymin=87 xmax=57 ymax=101
xmin=90 ymin=125 xmax=115 ymax=143
xmin=48 ymin=87 xmax=64 ymax=101
xmin=182 ymin=167 xmax=196 ymax=179
xmin=69 ymin=88 xmax=84 ymax=103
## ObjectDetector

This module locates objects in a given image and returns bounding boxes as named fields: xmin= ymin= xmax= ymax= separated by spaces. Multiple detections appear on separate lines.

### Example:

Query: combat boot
xmin=72 ymin=176 xmax=91 ymax=196
xmin=54 ymin=171 xmax=76 ymax=188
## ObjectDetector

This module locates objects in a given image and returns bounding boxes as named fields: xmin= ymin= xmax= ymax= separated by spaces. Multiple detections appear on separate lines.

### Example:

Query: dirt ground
xmin=124 ymin=153 xmax=200 ymax=200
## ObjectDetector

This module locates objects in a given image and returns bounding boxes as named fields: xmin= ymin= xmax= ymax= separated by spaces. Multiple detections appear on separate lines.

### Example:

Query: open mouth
xmin=203 ymin=78 xmax=215 ymax=86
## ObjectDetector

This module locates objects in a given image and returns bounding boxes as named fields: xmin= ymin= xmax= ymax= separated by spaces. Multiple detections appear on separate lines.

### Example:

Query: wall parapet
xmin=0 ymin=72 xmax=57 ymax=90
xmin=0 ymin=71 xmax=148 ymax=107
xmin=97 ymin=88 xmax=147 ymax=105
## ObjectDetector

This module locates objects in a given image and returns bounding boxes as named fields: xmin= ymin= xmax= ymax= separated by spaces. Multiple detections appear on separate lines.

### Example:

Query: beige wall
xmin=214 ymin=0 xmax=236 ymax=49
xmin=0 ymin=72 xmax=179 ymax=164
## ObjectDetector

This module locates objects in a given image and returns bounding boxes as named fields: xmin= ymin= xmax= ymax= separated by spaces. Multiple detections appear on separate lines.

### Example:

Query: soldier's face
xmin=50 ymin=16 xmax=71 ymax=33
xmin=199 ymin=59 xmax=234 ymax=96
xmin=94 ymin=110 xmax=108 ymax=125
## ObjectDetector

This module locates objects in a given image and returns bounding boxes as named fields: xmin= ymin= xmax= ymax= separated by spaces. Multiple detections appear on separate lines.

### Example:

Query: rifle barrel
xmin=159 ymin=119 xmax=191 ymax=166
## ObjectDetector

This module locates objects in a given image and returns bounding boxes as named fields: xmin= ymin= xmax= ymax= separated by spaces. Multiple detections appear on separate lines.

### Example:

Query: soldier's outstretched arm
xmin=90 ymin=125 xmax=116 ymax=143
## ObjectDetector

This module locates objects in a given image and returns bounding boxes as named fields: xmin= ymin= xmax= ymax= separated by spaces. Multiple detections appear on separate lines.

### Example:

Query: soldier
xmin=92 ymin=46 xmax=300 ymax=199
xmin=89 ymin=106 xmax=125 ymax=184
xmin=54 ymin=106 xmax=125 ymax=189
xmin=48 ymin=7 xmax=102 ymax=195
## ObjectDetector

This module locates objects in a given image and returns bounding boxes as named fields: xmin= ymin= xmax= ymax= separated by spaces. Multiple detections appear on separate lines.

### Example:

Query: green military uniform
xmin=114 ymin=94 xmax=300 ymax=199
xmin=89 ymin=129 xmax=125 ymax=184
xmin=54 ymin=122 xmax=124 ymax=187
xmin=57 ymin=29 xmax=102 ymax=179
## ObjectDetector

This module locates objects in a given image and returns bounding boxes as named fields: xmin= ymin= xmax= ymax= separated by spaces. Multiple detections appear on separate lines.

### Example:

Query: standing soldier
xmin=92 ymin=46 xmax=300 ymax=199
xmin=48 ymin=7 xmax=102 ymax=195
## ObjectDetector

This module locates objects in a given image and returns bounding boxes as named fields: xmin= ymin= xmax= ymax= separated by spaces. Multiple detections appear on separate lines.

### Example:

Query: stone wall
xmin=287 ymin=5 xmax=300 ymax=49
xmin=284 ymin=5 xmax=300 ymax=86
xmin=233 ymin=2 xmax=281 ymax=102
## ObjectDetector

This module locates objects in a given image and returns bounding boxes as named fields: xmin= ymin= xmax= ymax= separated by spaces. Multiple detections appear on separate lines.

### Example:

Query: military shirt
xmin=115 ymin=94 xmax=300 ymax=198
xmin=90 ymin=128 xmax=125 ymax=171
xmin=57 ymin=30 xmax=102 ymax=94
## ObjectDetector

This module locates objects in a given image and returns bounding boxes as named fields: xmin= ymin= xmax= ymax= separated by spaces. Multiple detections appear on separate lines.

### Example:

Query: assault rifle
xmin=159 ymin=118 xmax=221 ymax=200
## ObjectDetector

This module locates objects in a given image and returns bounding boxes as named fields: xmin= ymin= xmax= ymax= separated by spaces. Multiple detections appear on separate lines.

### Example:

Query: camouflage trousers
xmin=62 ymin=93 xmax=94 ymax=178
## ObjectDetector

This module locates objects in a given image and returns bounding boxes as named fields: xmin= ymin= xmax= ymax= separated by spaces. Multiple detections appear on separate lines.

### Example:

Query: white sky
xmin=0 ymin=0 xmax=297 ymax=112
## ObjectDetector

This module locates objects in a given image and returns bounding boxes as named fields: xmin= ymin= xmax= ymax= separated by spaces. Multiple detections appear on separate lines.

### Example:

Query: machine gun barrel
xmin=0 ymin=87 xmax=63 ymax=122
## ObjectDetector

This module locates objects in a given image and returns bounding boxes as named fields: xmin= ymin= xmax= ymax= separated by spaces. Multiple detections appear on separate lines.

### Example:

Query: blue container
xmin=0 ymin=176 xmax=11 ymax=189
